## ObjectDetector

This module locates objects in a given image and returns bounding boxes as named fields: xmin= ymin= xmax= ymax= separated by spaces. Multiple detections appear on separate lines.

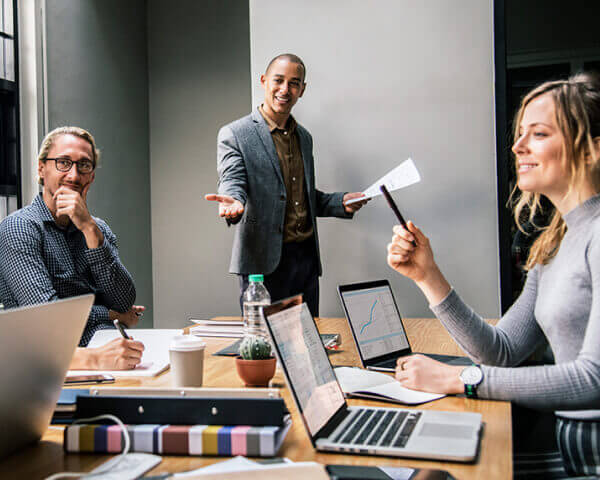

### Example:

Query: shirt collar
xmin=258 ymin=105 xmax=297 ymax=134
xmin=33 ymin=193 xmax=56 ymax=224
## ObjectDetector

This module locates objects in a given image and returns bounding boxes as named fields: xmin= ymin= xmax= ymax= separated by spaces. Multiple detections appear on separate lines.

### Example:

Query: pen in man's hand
xmin=380 ymin=184 xmax=417 ymax=247
xmin=113 ymin=319 xmax=131 ymax=339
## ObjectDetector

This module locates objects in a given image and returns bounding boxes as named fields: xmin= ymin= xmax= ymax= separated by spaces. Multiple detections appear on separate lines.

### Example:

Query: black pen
xmin=113 ymin=319 xmax=131 ymax=339
xmin=380 ymin=184 xmax=417 ymax=247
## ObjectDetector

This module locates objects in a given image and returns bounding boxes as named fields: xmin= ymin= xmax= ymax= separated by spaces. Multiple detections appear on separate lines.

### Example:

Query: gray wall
xmin=45 ymin=0 xmax=154 ymax=327
xmin=147 ymin=0 xmax=251 ymax=327
xmin=44 ymin=0 xmax=500 ymax=326
xmin=250 ymin=0 xmax=500 ymax=318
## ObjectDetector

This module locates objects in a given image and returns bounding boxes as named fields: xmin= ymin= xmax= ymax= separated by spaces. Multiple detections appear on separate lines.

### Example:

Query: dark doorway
xmin=496 ymin=0 xmax=600 ymax=311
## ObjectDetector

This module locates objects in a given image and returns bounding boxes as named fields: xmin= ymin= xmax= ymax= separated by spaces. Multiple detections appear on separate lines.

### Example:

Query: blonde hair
xmin=511 ymin=73 xmax=600 ymax=269
xmin=37 ymin=126 xmax=100 ymax=185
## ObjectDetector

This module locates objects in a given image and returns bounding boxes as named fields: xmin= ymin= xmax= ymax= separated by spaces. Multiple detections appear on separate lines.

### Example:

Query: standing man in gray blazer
xmin=206 ymin=53 xmax=367 ymax=316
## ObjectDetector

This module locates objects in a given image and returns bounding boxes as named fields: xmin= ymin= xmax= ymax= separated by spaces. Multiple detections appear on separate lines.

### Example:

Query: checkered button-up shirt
xmin=0 ymin=194 xmax=136 ymax=346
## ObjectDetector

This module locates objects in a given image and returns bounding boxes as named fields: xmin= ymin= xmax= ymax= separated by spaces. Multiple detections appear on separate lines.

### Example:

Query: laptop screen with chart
xmin=338 ymin=280 xmax=471 ymax=371
xmin=338 ymin=280 xmax=411 ymax=366
xmin=340 ymin=284 xmax=409 ymax=360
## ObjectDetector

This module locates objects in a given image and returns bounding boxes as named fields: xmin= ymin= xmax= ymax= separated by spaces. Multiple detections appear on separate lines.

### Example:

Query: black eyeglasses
xmin=45 ymin=157 xmax=95 ymax=174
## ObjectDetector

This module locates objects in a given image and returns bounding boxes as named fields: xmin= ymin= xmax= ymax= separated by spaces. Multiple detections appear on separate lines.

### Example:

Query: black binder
xmin=74 ymin=395 xmax=286 ymax=426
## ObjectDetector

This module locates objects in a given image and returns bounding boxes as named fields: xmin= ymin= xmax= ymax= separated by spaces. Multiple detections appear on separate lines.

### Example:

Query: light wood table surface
xmin=0 ymin=317 xmax=511 ymax=479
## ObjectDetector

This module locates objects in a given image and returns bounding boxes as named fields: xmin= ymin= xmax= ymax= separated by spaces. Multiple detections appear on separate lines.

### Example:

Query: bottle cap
xmin=249 ymin=274 xmax=264 ymax=283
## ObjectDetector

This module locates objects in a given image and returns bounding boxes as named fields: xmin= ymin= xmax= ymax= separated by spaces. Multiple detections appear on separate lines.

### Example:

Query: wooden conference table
xmin=0 ymin=317 xmax=511 ymax=479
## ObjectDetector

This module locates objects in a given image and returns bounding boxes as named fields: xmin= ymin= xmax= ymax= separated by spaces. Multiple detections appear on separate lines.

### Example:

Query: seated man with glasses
xmin=0 ymin=126 xmax=145 ymax=370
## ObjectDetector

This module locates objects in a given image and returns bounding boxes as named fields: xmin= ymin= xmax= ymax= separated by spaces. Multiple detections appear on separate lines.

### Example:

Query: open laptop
xmin=0 ymin=294 xmax=94 ymax=458
xmin=338 ymin=280 xmax=472 ymax=372
xmin=263 ymin=295 xmax=482 ymax=462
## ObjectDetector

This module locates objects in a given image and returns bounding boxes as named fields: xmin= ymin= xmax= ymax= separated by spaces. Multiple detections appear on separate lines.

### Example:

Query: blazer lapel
xmin=251 ymin=109 xmax=284 ymax=185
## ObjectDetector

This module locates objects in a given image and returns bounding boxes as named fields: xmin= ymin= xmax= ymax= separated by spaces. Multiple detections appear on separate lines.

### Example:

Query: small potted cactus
xmin=235 ymin=335 xmax=276 ymax=387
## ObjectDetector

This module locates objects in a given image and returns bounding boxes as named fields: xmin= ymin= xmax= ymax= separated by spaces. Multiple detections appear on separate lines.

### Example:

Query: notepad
xmin=68 ymin=329 xmax=182 ymax=377
xmin=334 ymin=366 xmax=445 ymax=405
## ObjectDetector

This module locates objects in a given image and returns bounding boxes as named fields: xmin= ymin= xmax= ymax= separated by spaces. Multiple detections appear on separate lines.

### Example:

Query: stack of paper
xmin=190 ymin=319 xmax=244 ymax=338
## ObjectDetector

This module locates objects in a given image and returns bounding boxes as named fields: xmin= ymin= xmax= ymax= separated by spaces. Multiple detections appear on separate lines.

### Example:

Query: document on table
xmin=174 ymin=456 xmax=329 ymax=479
xmin=345 ymin=157 xmax=421 ymax=205
xmin=334 ymin=366 xmax=445 ymax=405
xmin=68 ymin=329 xmax=182 ymax=377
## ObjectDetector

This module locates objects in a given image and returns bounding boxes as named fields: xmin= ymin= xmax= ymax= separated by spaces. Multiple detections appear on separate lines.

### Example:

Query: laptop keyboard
xmin=335 ymin=409 xmax=372 ymax=444
xmin=366 ymin=411 xmax=396 ymax=446
xmin=380 ymin=411 xmax=408 ymax=446
xmin=354 ymin=410 xmax=385 ymax=444
xmin=332 ymin=408 xmax=422 ymax=449
xmin=393 ymin=411 xmax=421 ymax=447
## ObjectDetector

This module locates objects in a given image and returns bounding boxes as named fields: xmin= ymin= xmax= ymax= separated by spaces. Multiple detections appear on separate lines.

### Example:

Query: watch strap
xmin=462 ymin=364 xmax=482 ymax=398
xmin=465 ymin=383 xmax=478 ymax=398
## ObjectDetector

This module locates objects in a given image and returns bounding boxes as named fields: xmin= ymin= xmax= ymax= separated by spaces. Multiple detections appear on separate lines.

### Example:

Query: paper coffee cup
xmin=169 ymin=335 xmax=206 ymax=388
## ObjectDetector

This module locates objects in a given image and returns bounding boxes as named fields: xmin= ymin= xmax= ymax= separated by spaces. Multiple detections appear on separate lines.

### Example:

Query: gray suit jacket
xmin=217 ymin=108 xmax=352 ymax=275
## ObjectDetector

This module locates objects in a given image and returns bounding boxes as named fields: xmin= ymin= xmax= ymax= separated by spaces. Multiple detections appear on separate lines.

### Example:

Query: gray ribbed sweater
xmin=430 ymin=195 xmax=600 ymax=420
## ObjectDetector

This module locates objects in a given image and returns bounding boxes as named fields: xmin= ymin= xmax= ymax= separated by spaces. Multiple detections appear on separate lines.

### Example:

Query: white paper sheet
xmin=68 ymin=329 xmax=182 ymax=377
xmin=344 ymin=158 xmax=421 ymax=205
xmin=174 ymin=457 xmax=318 ymax=478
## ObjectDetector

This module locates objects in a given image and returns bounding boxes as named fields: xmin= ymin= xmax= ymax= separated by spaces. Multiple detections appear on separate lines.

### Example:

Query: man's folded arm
xmin=86 ymin=219 xmax=136 ymax=313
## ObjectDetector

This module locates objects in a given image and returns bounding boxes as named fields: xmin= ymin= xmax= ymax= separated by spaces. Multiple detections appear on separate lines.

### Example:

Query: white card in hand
xmin=345 ymin=158 xmax=421 ymax=205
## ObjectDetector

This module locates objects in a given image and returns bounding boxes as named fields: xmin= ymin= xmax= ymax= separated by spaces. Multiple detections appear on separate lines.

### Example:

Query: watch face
xmin=461 ymin=366 xmax=483 ymax=385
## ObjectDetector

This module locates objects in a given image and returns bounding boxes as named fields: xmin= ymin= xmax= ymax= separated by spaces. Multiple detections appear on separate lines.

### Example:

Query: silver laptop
xmin=338 ymin=280 xmax=472 ymax=372
xmin=263 ymin=295 xmax=482 ymax=462
xmin=0 ymin=294 xmax=94 ymax=458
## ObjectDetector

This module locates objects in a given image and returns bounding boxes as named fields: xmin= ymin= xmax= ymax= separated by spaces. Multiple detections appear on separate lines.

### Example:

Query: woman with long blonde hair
xmin=387 ymin=72 xmax=600 ymax=477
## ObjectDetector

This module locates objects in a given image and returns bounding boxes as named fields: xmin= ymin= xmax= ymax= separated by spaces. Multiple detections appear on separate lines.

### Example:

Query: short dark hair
xmin=265 ymin=53 xmax=306 ymax=82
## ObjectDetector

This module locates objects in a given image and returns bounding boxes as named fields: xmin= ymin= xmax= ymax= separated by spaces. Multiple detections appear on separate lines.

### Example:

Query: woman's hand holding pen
xmin=387 ymin=221 xmax=452 ymax=305
xmin=387 ymin=221 xmax=432 ymax=281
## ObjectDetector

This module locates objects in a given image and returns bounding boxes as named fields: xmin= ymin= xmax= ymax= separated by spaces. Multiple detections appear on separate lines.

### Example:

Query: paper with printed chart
xmin=344 ymin=158 xmax=421 ymax=205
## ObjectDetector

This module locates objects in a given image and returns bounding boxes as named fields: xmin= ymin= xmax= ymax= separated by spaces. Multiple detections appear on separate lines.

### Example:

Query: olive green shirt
xmin=259 ymin=105 xmax=313 ymax=243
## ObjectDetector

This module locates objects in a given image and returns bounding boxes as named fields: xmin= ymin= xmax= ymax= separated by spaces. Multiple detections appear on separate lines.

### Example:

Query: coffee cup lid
xmin=170 ymin=334 xmax=206 ymax=352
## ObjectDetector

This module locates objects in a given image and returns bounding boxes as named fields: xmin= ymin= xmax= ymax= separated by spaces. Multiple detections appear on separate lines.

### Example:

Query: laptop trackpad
xmin=419 ymin=422 xmax=476 ymax=439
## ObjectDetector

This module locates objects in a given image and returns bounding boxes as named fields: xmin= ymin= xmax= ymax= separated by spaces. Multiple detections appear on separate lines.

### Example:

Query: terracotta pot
xmin=235 ymin=356 xmax=276 ymax=387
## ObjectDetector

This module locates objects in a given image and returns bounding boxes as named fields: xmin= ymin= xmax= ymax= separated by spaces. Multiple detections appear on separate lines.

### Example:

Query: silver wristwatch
xmin=460 ymin=365 xmax=483 ymax=398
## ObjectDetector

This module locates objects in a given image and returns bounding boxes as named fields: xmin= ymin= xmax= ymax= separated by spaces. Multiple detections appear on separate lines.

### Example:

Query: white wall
xmin=146 ymin=0 xmax=500 ymax=325
xmin=148 ymin=0 xmax=251 ymax=327
xmin=37 ymin=0 xmax=501 ymax=328
xmin=44 ymin=0 xmax=154 ymax=327
xmin=250 ymin=0 xmax=500 ymax=318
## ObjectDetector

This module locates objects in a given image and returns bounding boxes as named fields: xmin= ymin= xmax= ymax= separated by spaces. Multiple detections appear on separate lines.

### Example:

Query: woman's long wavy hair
xmin=512 ymin=72 xmax=600 ymax=270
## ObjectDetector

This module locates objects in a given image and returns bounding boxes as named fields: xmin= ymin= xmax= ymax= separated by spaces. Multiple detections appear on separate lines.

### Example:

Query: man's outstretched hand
xmin=205 ymin=194 xmax=245 ymax=220
xmin=343 ymin=192 xmax=370 ymax=213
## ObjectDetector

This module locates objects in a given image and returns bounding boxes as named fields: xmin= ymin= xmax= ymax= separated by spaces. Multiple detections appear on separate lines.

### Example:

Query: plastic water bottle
xmin=242 ymin=274 xmax=271 ymax=341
